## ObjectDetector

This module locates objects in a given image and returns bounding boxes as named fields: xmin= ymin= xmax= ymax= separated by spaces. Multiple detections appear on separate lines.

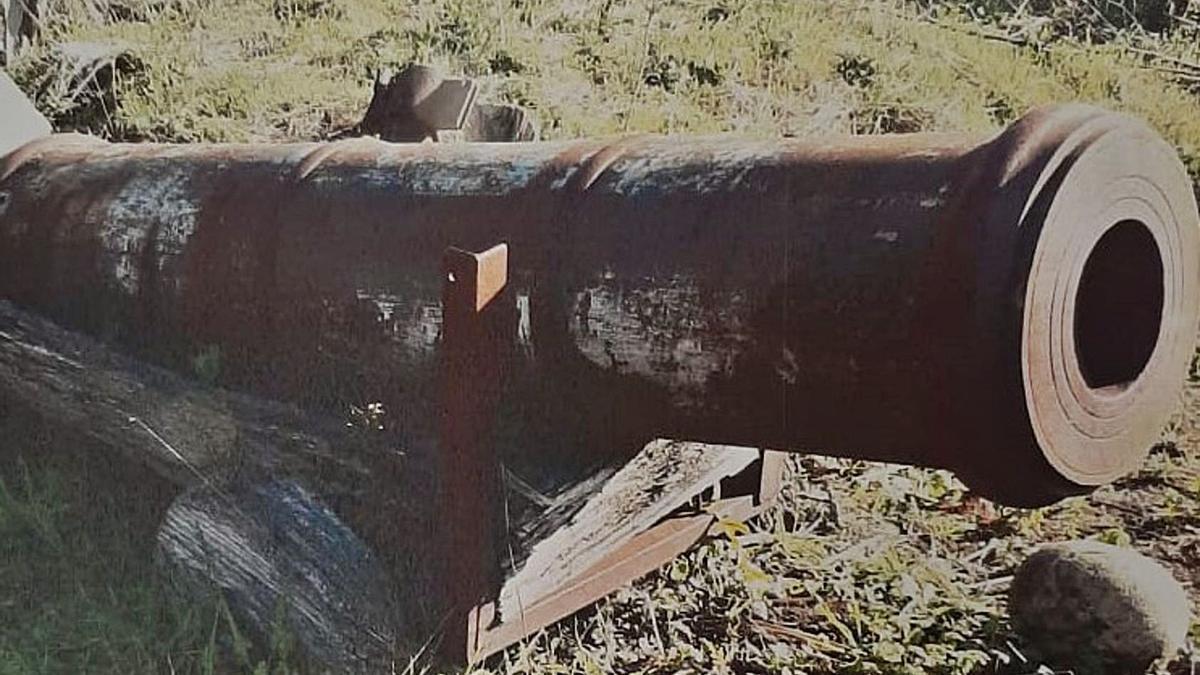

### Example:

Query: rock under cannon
xmin=1 ymin=82 xmax=1197 ymax=666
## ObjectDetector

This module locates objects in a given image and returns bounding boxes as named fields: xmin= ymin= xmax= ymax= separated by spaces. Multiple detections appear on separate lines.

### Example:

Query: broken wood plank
xmin=498 ymin=440 xmax=760 ymax=617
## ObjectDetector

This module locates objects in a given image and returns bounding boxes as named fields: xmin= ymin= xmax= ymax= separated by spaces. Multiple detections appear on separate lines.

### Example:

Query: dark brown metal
xmin=0 ymin=104 xmax=1196 ymax=508
xmin=439 ymin=243 xmax=510 ymax=660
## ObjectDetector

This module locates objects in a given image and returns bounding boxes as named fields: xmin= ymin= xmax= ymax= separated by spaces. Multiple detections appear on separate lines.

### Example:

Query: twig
xmin=1146 ymin=64 xmax=1200 ymax=81
xmin=1173 ymin=12 xmax=1200 ymax=29
xmin=940 ymin=20 xmax=1033 ymax=47
xmin=502 ymin=464 xmax=554 ymax=508
xmin=623 ymin=0 xmax=658 ymax=133
xmin=969 ymin=575 xmax=1013 ymax=593
xmin=1125 ymin=45 xmax=1200 ymax=73
xmin=749 ymin=619 xmax=846 ymax=658
xmin=963 ymin=538 xmax=1001 ymax=564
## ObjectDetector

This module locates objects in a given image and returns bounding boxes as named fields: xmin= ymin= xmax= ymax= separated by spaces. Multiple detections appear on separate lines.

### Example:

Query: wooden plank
xmin=759 ymin=450 xmax=787 ymax=506
xmin=472 ymin=494 xmax=761 ymax=662
xmin=475 ymin=512 xmax=715 ymax=659
xmin=497 ymin=440 xmax=760 ymax=617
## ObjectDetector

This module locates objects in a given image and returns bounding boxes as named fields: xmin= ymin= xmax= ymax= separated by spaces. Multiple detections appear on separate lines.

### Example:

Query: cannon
xmin=1 ymin=83 xmax=1197 ymax=665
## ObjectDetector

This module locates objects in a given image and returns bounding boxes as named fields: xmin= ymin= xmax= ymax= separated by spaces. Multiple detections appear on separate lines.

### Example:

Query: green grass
xmin=0 ymin=415 xmax=302 ymax=674
xmin=3 ymin=0 xmax=1200 ymax=673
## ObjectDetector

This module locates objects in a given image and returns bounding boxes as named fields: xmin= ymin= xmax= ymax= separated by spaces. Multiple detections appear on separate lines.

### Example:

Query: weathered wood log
xmin=0 ymin=305 xmax=412 ymax=669
xmin=0 ymin=299 xmax=383 ymax=495
xmin=157 ymin=479 xmax=405 ymax=673
xmin=0 ymin=296 xmax=775 ymax=666
xmin=0 ymin=297 xmax=446 ymax=653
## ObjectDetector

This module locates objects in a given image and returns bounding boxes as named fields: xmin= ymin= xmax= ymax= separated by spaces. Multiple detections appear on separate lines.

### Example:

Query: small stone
xmin=1009 ymin=540 xmax=1192 ymax=674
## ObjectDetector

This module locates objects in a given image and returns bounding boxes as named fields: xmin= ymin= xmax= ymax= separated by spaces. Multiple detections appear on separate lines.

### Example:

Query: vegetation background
xmin=2 ymin=0 xmax=1200 ymax=673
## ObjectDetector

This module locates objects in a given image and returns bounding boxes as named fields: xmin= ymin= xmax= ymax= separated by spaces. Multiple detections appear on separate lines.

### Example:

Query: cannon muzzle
xmin=1 ymin=104 xmax=1196 ymax=505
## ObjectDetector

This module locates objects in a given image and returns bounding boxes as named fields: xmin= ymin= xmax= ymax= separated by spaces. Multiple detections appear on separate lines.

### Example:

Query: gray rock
xmin=0 ymin=71 xmax=50 ymax=158
xmin=1009 ymin=540 xmax=1192 ymax=674
xmin=358 ymin=64 xmax=537 ymax=143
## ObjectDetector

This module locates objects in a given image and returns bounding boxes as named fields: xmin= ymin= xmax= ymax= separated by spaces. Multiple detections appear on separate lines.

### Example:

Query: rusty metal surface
xmin=1 ymin=104 xmax=1197 ymax=506
xmin=439 ymin=243 xmax=512 ymax=660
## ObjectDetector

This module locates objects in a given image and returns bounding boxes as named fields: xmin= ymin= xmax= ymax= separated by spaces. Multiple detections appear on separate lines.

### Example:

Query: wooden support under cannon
xmin=0 ymin=293 xmax=786 ymax=668
xmin=436 ymin=242 xmax=785 ymax=663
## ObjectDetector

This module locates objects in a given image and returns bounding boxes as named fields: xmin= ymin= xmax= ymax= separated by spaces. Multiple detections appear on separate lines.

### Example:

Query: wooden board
xmin=498 ymin=440 xmax=760 ymax=615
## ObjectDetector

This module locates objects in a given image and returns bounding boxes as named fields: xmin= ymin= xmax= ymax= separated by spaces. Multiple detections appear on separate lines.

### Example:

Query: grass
xmin=3 ymin=0 xmax=1200 ymax=673
xmin=485 ymin=443 xmax=1200 ymax=674
xmin=10 ymin=0 xmax=1200 ymax=164
xmin=0 ymin=414 xmax=299 ymax=674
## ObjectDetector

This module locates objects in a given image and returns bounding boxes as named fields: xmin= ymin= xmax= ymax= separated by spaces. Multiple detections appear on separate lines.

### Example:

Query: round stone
xmin=1009 ymin=540 xmax=1192 ymax=674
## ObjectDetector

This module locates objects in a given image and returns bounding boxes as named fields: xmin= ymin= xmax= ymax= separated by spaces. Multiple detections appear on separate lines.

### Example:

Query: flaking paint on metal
xmin=102 ymin=168 xmax=199 ymax=295
xmin=356 ymin=290 xmax=443 ymax=353
xmin=606 ymin=141 xmax=783 ymax=196
xmin=570 ymin=274 xmax=752 ymax=409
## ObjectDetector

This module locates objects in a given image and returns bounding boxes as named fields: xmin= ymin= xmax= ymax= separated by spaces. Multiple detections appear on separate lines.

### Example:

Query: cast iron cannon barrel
xmin=1 ymin=104 xmax=1196 ymax=505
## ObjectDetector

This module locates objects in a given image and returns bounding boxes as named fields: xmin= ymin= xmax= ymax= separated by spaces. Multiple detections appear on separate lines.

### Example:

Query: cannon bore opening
xmin=1073 ymin=219 xmax=1164 ymax=391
